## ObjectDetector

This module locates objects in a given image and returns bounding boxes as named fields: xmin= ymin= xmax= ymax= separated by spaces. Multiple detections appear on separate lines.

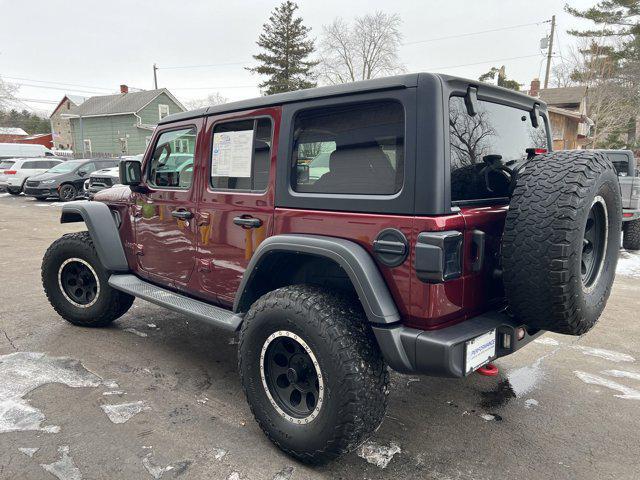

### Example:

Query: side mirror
xmin=120 ymin=160 xmax=142 ymax=186
xmin=77 ymin=170 xmax=87 ymax=177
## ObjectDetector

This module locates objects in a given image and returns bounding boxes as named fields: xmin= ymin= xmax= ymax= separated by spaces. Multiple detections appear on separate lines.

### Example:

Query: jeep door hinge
xmin=134 ymin=244 xmax=144 ymax=256
xmin=197 ymin=258 xmax=212 ymax=273
xmin=132 ymin=205 xmax=143 ymax=217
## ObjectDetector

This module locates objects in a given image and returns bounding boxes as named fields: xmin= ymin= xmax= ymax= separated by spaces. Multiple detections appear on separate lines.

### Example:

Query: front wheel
xmin=623 ymin=219 xmax=640 ymax=251
xmin=42 ymin=231 xmax=134 ymax=327
xmin=58 ymin=184 xmax=77 ymax=202
xmin=238 ymin=285 xmax=389 ymax=464
xmin=6 ymin=186 xmax=21 ymax=195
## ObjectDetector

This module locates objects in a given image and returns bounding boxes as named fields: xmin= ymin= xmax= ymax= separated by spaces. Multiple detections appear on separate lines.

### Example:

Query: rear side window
xmin=449 ymin=96 xmax=548 ymax=202
xmin=210 ymin=117 xmax=272 ymax=191
xmin=292 ymin=101 xmax=404 ymax=195
xmin=148 ymin=128 xmax=196 ymax=189
xmin=607 ymin=153 xmax=630 ymax=176
xmin=0 ymin=161 xmax=15 ymax=169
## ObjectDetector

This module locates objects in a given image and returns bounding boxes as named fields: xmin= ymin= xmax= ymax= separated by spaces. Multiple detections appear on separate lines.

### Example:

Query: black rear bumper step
xmin=109 ymin=274 xmax=242 ymax=331
xmin=372 ymin=310 xmax=542 ymax=378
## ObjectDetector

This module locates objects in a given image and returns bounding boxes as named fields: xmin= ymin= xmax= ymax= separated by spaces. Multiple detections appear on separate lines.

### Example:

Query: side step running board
xmin=108 ymin=274 xmax=243 ymax=331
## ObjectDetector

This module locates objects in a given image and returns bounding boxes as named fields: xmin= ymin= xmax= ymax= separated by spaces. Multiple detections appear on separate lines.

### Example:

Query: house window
xmin=83 ymin=139 xmax=92 ymax=156
xmin=175 ymin=138 xmax=190 ymax=153
xmin=159 ymin=104 xmax=170 ymax=120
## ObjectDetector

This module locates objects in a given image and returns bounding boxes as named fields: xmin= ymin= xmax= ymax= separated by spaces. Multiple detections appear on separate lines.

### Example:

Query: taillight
xmin=3 ymin=170 xmax=16 ymax=175
xmin=534 ymin=148 xmax=548 ymax=154
xmin=623 ymin=213 xmax=633 ymax=218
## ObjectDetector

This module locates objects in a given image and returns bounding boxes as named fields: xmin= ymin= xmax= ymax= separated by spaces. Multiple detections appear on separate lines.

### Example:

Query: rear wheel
xmin=42 ymin=231 xmax=134 ymax=327
xmin=502 ymin=150 xmax=621 ymax=335
xmin=238 ymin=285 xmax=388 ymax=464
xmin=59 ymin=184 xmax=77 ymax=202
xmin=623 ymin=219 xmax=640 ymax=251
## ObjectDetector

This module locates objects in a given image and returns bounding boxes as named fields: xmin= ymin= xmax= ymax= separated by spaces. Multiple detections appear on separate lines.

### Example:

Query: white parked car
xmin=0 ymin=158 xmax=64 ymax=195
xmin=0 ymin=143 xmax=54 ymax=160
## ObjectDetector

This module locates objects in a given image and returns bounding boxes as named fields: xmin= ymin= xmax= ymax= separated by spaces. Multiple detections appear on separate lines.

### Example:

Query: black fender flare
xmin=60 ymin=201 xmax=129 ymax=272
xmin=233 ymin=234 xmax=401 ymax=325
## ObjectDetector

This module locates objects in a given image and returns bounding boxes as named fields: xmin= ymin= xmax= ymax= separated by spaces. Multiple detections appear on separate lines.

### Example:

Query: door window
xmin=291 ymin=101 xmax=404 ymax=195
xmin=148 ymin=127 xmax=197 ymax=189
xmin=210 ymin=117 xmax=272 ymax=191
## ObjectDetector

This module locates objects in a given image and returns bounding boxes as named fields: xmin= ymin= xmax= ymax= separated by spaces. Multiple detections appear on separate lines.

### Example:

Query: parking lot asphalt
xmin=1 ymin=192 xmax=639 ymax=480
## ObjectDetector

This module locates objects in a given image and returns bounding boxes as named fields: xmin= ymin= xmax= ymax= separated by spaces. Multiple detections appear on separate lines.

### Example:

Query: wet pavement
xmin=1 ymin=193 xmax=640 ymax=479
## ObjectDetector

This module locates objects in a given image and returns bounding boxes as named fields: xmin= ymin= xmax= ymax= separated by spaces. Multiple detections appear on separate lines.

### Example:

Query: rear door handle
xmin=171 ymin=209 xmax=193 ymax=220
xmin=471 ymin=230 xmax=486 ymax=272
xmin=233 ymin=216 xmax=262 ymax=228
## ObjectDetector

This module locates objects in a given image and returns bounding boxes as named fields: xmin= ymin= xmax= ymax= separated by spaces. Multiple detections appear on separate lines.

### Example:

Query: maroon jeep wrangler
xmin=42 ymin=73 xmax=622 ymax=463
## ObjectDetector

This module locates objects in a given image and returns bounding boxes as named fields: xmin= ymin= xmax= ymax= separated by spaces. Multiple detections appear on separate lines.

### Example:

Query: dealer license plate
xmin=465 ymin=329 xmax=496 ymax=374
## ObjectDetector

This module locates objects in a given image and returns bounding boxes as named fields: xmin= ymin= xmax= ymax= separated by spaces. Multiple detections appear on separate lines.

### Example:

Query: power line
xmin=413 ymin=53 xmax=547 ymax=72
xmin=158 ymin=61 xmax=248 ymax=70
xmin=2 ymin=75 xmax=113 ymax=92
xmin=10 ymin=82 xmax=110 ymax=95
xmin=402 ymin=20 xmax=551 ymax=46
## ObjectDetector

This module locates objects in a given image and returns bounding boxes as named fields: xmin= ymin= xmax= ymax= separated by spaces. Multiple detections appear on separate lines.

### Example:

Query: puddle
xmin=0 ymin=352 xmax=101 ymax=433
xmin=142 ymin=453 xmax=191 ymax=479
xmin=41 ymin=446 xmax=82 ymax=480
xmin=574 ymin=371 xmax=640 ymax=400
xmin=479 ymin=379 xmax=516 ymax=409
xmin=18 ymin=447 xmax=39 ymax=457
xmin=100 ymin=401 xmax=148 ymax=424
xmin=572 ymin=346 xmax=635 ymax=363
xmin=357 ymin=441 xmax=401 ymax=469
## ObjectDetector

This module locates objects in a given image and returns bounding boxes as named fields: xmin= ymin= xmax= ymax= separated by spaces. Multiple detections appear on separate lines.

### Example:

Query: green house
xmin=65 ymin=85 xmax=185 ymax=157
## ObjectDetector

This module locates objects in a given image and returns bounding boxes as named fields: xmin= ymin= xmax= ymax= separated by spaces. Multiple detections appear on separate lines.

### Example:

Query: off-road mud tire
xmin=238 ymin=285 xmax=389 ymax=464
xmin=502 ymin=150 xmax=621 ymax=335
xmin=623 ymin=219 xmax=640 ymax=251
xmin=42 ymin=231 xmax=134 ymax=327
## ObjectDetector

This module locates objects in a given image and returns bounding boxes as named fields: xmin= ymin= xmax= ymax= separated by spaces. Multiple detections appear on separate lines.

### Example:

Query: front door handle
xmin=233 ymin=216 xmax=262 ymax=228
xmin=171 ymin=209 xmax=193 ymax=220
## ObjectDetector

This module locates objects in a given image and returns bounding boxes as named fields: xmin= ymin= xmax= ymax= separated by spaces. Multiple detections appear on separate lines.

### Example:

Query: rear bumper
xmin=373 ymin=310 xmax=542 ymax=378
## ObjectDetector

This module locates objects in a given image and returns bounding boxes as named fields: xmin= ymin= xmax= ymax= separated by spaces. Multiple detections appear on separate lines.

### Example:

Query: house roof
xmin=66 ymin=88 xmax=184 ymax=118
xmin=548 ymin=105 xmax=583 ymax=120
xmin=0 ymin=127 xmax=28 ymax=135
xmin=67 ymin=95 xmax=87 ymax=106
xmin=539 ymin=86 xmax=587 ymax=107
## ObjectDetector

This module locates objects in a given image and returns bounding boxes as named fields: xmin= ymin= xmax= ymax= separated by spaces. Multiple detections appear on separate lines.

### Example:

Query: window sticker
xmin=211 ymin=130 xmax=254 ymax=178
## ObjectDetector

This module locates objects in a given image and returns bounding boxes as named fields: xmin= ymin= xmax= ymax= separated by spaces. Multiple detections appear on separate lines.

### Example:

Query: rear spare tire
xmin=623 ymin=219 xmax=640 ymax=251
xmin=502 ymin=150 xmax=621 ymax=335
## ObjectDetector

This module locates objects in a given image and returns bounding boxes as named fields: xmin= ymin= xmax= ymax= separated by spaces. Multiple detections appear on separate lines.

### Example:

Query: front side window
xmin=607 ymin=153 xmax=630 ymax=176
xmin=210 ymin=118 xmax=272 ymax=191
xmin=148 ymin=128 xmax=196 ymax=189
xmin=449 ymin=96 xmax=548 ymax=202
xmin=292 ymin=101 xmax=404 ymax=195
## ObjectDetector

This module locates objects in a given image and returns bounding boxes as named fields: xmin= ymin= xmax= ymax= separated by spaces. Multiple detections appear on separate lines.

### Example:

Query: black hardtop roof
xmin=159 ymin=72 xmax=546 ymax=125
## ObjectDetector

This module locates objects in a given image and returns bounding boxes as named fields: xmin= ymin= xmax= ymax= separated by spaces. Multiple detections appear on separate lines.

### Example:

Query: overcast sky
xmin=0 ymin=0 xmax=597 ymax=115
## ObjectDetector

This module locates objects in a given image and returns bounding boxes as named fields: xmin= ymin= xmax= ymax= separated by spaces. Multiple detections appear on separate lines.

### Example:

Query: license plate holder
xmin=465 ymin=329 xmax=497 ymax=374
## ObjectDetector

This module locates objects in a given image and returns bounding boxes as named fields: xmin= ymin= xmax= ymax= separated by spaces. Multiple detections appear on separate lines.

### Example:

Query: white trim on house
xmin=83 ymin=139 xmax=92 ymax=156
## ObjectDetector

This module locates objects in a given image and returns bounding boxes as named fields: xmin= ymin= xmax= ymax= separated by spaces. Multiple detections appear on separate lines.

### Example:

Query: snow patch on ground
xmin=226 ymin=473 xmax=241 ymax=480
xmin=142 ymin=453 xmax=190 ymax=479
xmin=212 ymin=447 xmax=227 ymax=460
xmin=602 ymin=369 xmax=640 ymax=381
xmin=357 ymin=441 xmax=401 ymax=469
xmin=617 ymin=250 xmax=640 ymax=278
xmin=272 ymin=466 xmax=294 ymax=480
xmin=40 ymin=446 xmax=82 ymax=480
xmin=123 ymin=328 xmax=148 ymax=338
xmin=524 ymin=398 xmax=539 ymax=409
xmin=0 ymin=352 xmax=101 ymax=433
xmin=507 ymin=356 xmax=546 ymax=396
xmin=100 ymin=401 xmax=149 ymax=424
xmin=534 ymin=337 xmax=561 ymax=346
xmin=572 ymin=346 xmax=635 ymax=363
xmin=18 ymin=447 xmax=39 ymax=457
xmin=575 ymin=371 xmax=640 ymax=400
xmin=102 ymin=390 xmax=125 ymax=396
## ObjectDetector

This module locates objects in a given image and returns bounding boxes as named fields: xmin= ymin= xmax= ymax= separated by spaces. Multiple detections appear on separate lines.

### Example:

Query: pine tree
xmin=478 ymin=66 xmax=521 ymax=91
xmin=247 ymin=1 xmax=318 ymax=95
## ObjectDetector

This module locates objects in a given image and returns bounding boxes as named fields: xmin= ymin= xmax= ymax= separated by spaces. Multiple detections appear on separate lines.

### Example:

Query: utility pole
xmin=543 ymin=15 xmax=556 ymax=89
xmin=153 ymin=63 xmax=158 ymax=89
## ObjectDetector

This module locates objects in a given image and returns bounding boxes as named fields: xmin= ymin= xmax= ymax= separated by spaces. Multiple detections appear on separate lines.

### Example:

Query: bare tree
xmin=183 ymin=92 xmax=228 ymax=111
xmin=0 ymin=76 xmax=18 ymax=110
xmin=318 ymin=12 xmax=405 ymax=85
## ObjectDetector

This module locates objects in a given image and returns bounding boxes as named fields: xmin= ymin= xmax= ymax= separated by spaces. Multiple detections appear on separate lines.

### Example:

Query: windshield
xmin=47 ymin=161 xmax=82 ymax=173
